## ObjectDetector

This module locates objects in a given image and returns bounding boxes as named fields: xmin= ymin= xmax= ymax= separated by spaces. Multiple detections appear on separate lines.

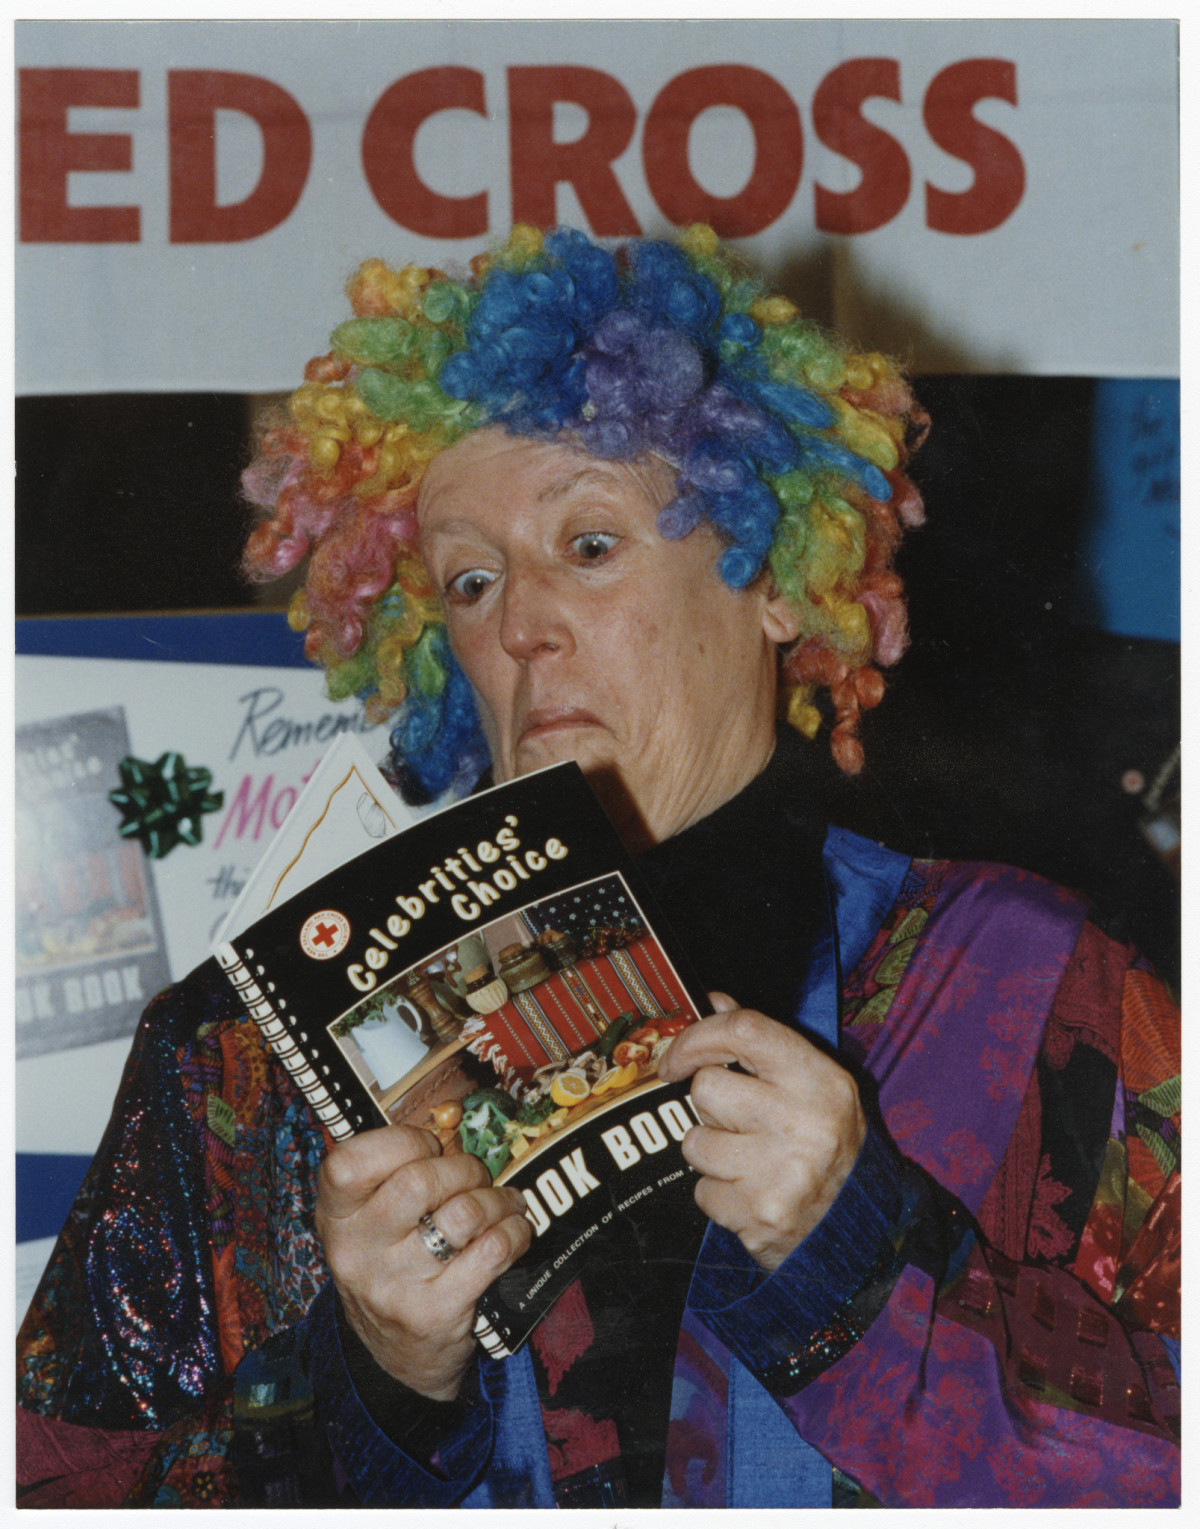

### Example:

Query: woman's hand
xmin=315 ymin=1126 xmax=531 ymax=1401
xmin=657 ymin=994 xmax=867 ymax=1273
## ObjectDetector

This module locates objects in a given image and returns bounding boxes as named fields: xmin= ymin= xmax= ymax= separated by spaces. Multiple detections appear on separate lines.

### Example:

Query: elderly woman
xmin=17 ymin=227 xmax=1179 ymax=1509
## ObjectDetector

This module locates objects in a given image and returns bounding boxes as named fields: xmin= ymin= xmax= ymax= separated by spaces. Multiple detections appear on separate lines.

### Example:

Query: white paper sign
xmin=16 ymin=18 xmax=1178 ymax=390
xmin=214 ymin=732 xmax=417 ymax=946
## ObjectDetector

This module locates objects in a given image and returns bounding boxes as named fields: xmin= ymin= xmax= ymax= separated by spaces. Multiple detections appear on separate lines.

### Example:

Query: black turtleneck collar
xmin=631 ymin=727 xmax=831 ymax=1028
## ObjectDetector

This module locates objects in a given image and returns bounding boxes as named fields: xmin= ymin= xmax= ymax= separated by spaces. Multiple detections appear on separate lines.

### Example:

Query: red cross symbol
xmin=312 ymin=921 xmax=337 ymax=947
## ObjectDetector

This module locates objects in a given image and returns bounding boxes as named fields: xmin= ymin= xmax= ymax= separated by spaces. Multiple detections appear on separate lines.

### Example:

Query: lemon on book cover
xmin=549 ymin=1069 xmax=591 ymax=1108
xmin=591 ymin=1061 xmax=639 ymax=1097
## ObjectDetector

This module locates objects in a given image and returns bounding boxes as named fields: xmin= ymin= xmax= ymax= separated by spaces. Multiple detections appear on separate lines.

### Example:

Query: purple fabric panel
xmin=774 ymin=1267 xmax=1179 ymax=1507
xmin=661 ymin=864 xmax=1174 ymax=1508
xmin=861 ymin=862 xmax=1088 ymax=1213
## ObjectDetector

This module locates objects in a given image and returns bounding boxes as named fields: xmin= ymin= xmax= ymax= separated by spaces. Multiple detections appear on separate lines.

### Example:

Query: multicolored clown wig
xmin=242 ymin=224 xmax=929 ymax=802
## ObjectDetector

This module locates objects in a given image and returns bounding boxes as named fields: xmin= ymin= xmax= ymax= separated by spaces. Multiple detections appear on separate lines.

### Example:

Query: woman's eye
xmin=446 ymin=568 xmax=497 ymax=602
xmin=571 ymin=531 xmax=619 ymax=561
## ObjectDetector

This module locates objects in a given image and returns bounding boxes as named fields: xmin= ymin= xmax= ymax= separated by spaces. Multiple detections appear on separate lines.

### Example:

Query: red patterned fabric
xmin=15 ymin=1409 xmax=163 ymax=1507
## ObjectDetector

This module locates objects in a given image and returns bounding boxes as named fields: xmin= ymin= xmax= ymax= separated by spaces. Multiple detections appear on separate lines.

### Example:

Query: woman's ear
xmin=760 ymin=579 xmax=803 ymax=645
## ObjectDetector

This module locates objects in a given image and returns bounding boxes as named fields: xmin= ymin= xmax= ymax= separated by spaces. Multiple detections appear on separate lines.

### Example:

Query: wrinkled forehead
xmin=416 ymin=425 xmax=677 ymax=529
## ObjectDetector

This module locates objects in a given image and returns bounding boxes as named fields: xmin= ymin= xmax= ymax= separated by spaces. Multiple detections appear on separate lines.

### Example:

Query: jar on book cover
xmin=497 ymin=942 xmax=550 ymax=993
xmin=536 ymin=928 xmax=577 ymax=971
xmin=464 ymin=964 xmax=508 ymax=1014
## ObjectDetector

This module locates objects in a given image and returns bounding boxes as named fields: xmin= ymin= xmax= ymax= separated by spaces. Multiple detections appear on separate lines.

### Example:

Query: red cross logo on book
xmin=300 ymin=909 xmax=350 ymax=960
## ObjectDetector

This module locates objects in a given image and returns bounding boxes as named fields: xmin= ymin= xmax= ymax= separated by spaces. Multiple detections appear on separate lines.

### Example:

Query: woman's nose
xmin=497 ymin=565 xmax=575 ymax=662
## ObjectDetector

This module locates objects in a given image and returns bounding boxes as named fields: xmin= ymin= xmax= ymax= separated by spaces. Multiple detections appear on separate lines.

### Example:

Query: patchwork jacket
xmin=16 ymin=830 xmax=1180 ymax=1507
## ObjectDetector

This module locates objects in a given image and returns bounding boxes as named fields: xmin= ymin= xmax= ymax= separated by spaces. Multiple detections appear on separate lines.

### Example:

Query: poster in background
xmin=16 ymin=706 xmax=172 ymax=1059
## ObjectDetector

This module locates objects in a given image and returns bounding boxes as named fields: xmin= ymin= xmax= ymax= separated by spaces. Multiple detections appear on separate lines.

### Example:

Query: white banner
xmin=16 ymin=18 xmax=1177 ymax=391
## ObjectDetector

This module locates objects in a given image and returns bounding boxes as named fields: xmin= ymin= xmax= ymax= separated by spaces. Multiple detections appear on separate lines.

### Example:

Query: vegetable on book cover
xmin=216 ymin=761 xmax=711 ymax=1357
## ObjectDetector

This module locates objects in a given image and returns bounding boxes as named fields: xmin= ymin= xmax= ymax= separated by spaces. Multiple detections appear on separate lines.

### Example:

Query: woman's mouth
xmin=518 ymin=708 xmax=602 ymax=747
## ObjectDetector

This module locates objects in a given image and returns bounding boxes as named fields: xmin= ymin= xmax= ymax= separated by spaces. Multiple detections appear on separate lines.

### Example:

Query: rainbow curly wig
xmin=242 ymin=224 xmax=929 ymax=802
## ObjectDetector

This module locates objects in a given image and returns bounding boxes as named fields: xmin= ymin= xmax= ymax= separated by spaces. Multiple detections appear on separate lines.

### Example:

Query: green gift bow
xmin=109 ymin=752 xmax=225 ymax=860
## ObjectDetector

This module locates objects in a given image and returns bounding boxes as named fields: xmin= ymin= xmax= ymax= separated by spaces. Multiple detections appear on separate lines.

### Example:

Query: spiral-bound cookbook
xmin=216 ymin=761 xmax=711 ymax=1358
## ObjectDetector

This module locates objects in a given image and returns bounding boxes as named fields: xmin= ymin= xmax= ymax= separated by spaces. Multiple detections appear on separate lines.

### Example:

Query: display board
xmin=13 ymin=615 xmax=396 ymax=1315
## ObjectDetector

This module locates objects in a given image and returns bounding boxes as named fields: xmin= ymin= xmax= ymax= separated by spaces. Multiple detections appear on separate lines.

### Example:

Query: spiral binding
xmin=473 ymin=1310 xmax=513 ymax=1360
xmin=216 ymin=942 xmax=353 ymax=1140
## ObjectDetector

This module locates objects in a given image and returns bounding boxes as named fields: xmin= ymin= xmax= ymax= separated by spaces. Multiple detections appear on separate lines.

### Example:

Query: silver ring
xmin=418 ymin=1213 xmax=457 ymax=1264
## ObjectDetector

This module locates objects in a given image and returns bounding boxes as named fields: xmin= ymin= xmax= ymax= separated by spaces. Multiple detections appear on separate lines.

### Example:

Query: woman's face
xmin=417 ymin=428 xmax=800 ymax=849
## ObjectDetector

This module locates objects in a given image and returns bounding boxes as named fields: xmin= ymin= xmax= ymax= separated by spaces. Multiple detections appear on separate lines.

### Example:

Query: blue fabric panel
xmin=1077 ymin=377 xmax=1179 ymax=641
xmin=16 ymin=613 xmax=309 ymax=668
xmin=720 ymin=828 xmax=909 ymax=1506
xmin=464 ymin=1346 xmax=556 ymax=1508
xmin=728 ymin=1356 xmax=832 ymax=1508
xmin=16 ymin=1152 xmax=93 ymax=1243
xmin=789 ymin=826 xmax=910 ymax=1052
xmin=302 ymin=1283 xmax=490 ymax=1507
xmin=790 ymin=860 xmax=840 ymax=1049
xmin=821 ymin=826 xmax=913 ymax=981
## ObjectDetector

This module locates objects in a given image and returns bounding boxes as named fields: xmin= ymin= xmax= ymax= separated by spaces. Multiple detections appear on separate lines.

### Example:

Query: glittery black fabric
xmin=18 ymin=962 xmax=237 ymax=1430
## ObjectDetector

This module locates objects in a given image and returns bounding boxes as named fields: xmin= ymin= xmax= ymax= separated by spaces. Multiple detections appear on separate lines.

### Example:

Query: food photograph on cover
xmin=326 ymin=873 xmax=700 ymax=1170
xmin=15 ymin=18 xmax=1178 ymax=1512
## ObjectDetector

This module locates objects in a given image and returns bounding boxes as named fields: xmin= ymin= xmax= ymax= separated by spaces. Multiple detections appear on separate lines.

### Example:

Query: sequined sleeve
xmin=17 ymin=965 xmax=236 ymax=1433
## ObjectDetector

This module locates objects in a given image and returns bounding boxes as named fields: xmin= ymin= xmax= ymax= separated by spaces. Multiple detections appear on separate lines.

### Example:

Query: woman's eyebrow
xmin=536 ymin=467 xmax=625 ymax=504
xmin=419 ymin=512 xmax=497 ymax=541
